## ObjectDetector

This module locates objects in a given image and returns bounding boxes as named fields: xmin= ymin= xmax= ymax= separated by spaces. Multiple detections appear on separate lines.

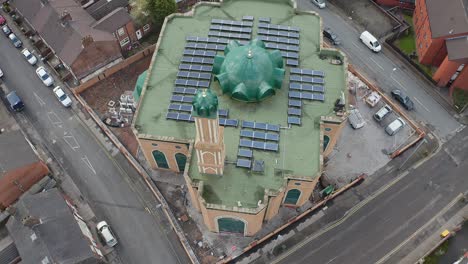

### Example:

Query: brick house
xmin=374 ymin=0 xmax=415 ymax=10
xmin=414 ymin=0 xmax=468 ymax=93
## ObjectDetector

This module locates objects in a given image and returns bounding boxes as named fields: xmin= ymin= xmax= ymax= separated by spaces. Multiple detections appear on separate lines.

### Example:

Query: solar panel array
xmin=209 ymin=19 xmax=253 ymax=42
xmin=185 ymin=42 xmax=226 ymax=51
xmin=239 ymin=139 xmax=279 ymax=152
xmin=179 ymin=64 xmax=213 ymax=72
xmin=287 ymin=68 xmax=326 ymax=126
xmin=180 ymin=56 xmax=214 ymax=65
xmin=257 ymin=22 xmax=301 ymax=67
xmin=241 ymin=121 xmax=280 ymax=132
xmin=183 ymin=49 xmax=216 ymax=57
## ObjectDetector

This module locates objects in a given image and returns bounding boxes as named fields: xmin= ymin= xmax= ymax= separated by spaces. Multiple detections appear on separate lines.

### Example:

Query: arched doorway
xmin=175 ymin=153 xmax=187 ymax=173
xmin=323 ymin=135 xmax=330 ymax=151
xmin=284 ymin=189 xmax=301 ymax=205
xmin=152 ymin=150 xmax=169 ymax=169
xmin=217 ymin=217 xmax=245 ymax=234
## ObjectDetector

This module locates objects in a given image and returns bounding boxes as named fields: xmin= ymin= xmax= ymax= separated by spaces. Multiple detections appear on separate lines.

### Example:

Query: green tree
xmin=145 ymin=0 xmax=177 ymax=25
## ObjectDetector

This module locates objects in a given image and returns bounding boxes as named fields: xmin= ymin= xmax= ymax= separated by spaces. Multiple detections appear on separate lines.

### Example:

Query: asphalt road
xmin=0 ymin=21 xmax=186 ymax=264
xmin=274 ymin=126 xmax=468 ymax=264
xmin=297 ymin=0 xmax=462 ymax=142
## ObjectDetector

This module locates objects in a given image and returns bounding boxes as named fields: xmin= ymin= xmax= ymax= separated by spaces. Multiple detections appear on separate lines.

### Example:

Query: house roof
xmin=11 ymin=0 xmax=115 ymax=66
xmin=93 ymin=7 xmax=132 ymax=33
xmin=426 ymin=0 xmax=468 ymax=38
xmin=0 ymin=161 xmax=49 ymax=210
xmin=0 ymin=130 xmax=38 ymax=174
xmin=85 ymin=0 xmax=128 ymax=20
xmin=133 ymin=0 xmax=347 ymax=208
xmin=6 ymin=188 xmax=98 ymax=264
xmin=446 ymin=37 xmax=468 ymax=62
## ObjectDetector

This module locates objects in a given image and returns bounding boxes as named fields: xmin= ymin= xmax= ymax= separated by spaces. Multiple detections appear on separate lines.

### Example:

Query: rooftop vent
xmin=252 ymin=160 xmax=265 ymax=173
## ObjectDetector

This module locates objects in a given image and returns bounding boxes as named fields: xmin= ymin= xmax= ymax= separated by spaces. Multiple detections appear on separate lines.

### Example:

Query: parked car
xmin=360 ymin=31 xmax=381 ymax=52
xmin=323 ymin=28 xmax=340 ymax=45
xmin=2 ymin=25 xmax=11 ymax=35
xmin=373 ymin=104 xmax=392 ymax=122
xmin=0 ymin=68 xmax=3 ymax=78
xmin=8 ymin=33 xmax=22 ymax=48
xmin=53 ymin=86 xmax=72 ymax=107
xmin=35 ymin=66 xmax=54 ymax=86
xmin=348 ymin=108 xmax=365 ymax=129
xmin=0 ymin=15 xmax=6 ymax=26
xmin=385 ymin=118 xmax=406 ymax=136
xmin=21 ymin=48 xmax=37 ymax=65
xmin=6 ymin=91 xmax=25 ymax=112
xmin=96 ymin=221 xmax=118 ymax=247
xmin=391 ymin=89 xmax=414 ymax=110
xmin=311 ymin=0 xmax=326 ymax=8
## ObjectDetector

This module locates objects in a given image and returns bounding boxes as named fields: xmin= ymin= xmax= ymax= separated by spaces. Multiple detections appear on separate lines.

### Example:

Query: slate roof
xmin=92 ymin=7 xmax=132 ymax=33
xmin=6 ymin=189 xmax=99 ymax=264
xmin=426 ymin=0 xmax=468 ymax=38
xmin=84 ymin=0 xmax=128 ymax=20
xmin=0 ymin=130 xmax=38 ymax=174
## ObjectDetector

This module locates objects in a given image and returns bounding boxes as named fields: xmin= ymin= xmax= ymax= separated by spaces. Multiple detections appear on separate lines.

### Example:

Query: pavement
xmin=297 ymin=0 xmax=463 ymax=143
xmin=0 ymin=11 xmax=189 ymax=264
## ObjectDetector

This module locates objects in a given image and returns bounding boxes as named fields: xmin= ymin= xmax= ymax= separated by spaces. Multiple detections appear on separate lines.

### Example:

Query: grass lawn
xmin=394 ymin=14 xmax=434 ymax=76
xmin=453 ymin=88 xmax=468 ymax=112
xmin=423 ymin=240 xmax=450 ymax=264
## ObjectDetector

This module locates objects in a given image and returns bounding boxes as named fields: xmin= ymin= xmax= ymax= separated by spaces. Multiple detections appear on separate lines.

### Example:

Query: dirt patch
xmin=79 ymin=56 xmax=152 ymax=155
xmin=328 ymin=0 xmax=399 ymax=38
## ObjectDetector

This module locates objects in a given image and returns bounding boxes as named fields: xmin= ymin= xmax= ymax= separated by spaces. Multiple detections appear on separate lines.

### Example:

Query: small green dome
xmin=213 ymin=39 xmax=285 ymax=102
xmin=192 ymin=89 xmax=219 ymax=119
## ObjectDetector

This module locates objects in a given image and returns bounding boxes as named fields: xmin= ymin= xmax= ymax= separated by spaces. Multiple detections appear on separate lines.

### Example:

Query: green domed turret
xmin=213 ymin=39 xmax=285 ymax=102
xmin=192 ymin=89 xmax=219 ymax=119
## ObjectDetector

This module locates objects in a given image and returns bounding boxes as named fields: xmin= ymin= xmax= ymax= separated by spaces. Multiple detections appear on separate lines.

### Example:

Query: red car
xmin=0 ymin=15 xmax=6 ymax=26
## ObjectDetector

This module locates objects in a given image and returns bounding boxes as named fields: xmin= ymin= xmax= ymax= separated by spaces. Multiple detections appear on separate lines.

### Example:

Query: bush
xmin=452 ymin=88 xmax=468 ymax=112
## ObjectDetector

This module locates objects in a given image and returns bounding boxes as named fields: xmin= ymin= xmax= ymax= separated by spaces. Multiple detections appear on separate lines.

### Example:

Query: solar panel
xmin=171 ymin=95 xmax=194 ymax=103
xmin=290 ymin=68 xmax=326 ymax=77
xmin=258 ymin=23 xmax=300 ymax=32
xmin=289 ymin=75 xmax=324 ymax=84
xmin=181 ymin=56 xmax=214 ymax=65
xmin=238 ymin=148 xmax=253 ymax=158
xmin=288 ymin=108 xmax=301 ymax=116
xmin=236 ymin=159 xmax=252 ymax=168
xmin=259 ymin=17 xmax=271 ymax=23
xmin=286 ymin=59 xmax=299 ymax=66
xmin=218 ymin=109 xmax=229 ymax=117
xmin=219 ymin=118 xmax=238 ymax=127
xmin=174 ymin=79 xmax=210 ymax=87
xmin=166 ymin=112 xmax=178 ymax=120
xmin=288 ymin=116 xmax=301 ymax=125
xmin=179 ymin=64 xmax=213 ymax=72
xmin=289 ymin=83 xmax=325 ymax=93
xmin=208 ymin=31 xmax=251 ymax=40
xmin=166 ymin=112 xmax=194 ymax=122
xmin=288 ymin=99 xmax=302 ymax=107
xmin=183 ymin=49 xmax=216 ymax=57
xmin=211 ymin=19 xmax=253 ymax=27
xmin=168 ymin=103 xmax=193 ymax=112
xmin=313 ymin=93 xmax=325 ymax=101
xmin=240 ymin=130 xmax=279 ymax=141
xmin=173 ymin=87 xmax=197 ymax=95
xmin=242 ymin=16 xmax=254 ymax=21
xmin=281 ymin=51 xmax=299 ymax=59
xmin=241 ymin=120 xmax=255 ymax=129
xmin=265 ymin=143 xmax=279 ymax=151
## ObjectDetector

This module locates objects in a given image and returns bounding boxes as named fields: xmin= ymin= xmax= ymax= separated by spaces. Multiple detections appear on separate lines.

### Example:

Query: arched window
xmin=284 ymin=189 xmax=301 ymax=205
xmin=175 ymin=153 xmax=187 ymax=173
xmin=218 ymin=217 xmax=245 ymax=234
xmin=152 ymin=150 xmax=169 ymax=169
xmin=323 ymin=135 xmax=330 ymax=151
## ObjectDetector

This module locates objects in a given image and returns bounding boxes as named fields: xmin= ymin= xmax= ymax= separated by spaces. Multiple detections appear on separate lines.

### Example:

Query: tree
xmin=145 ymin=0 xmax=177 ymax=25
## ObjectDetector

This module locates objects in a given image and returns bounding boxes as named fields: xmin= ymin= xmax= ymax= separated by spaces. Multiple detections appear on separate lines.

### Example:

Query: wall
xmin=450 ymin=66 xmax=468 ymax=92
xmin=264 ymin=191 xmax=285 ymax=221
xmin=322 ymin=120 xmax=345 ymax=157
xmin=283 ymin=177 xmax=319 ymax=207
xmin=139 ymin=138 xmax=189 ymax=172
xmin=115 ymin=21 xmax=137 ymax=49
xmin=432 ymin=56 xmax=460 ymax=86
xmin=71 ymin=40 xmax=122 ymax=80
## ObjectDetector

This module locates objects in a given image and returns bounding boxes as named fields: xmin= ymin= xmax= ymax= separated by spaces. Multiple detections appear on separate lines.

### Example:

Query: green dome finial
xmin=192 ymin=89 xmax=219 ymax=119
xmin=212 ymin=39 xmax=285 ymax=102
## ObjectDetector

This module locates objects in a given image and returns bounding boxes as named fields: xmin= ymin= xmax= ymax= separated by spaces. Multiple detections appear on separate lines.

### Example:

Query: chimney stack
xmin=60 ymin=10 xmax=72 ymax=26
xmin=22 ymin=215 xmax=41 ymax=227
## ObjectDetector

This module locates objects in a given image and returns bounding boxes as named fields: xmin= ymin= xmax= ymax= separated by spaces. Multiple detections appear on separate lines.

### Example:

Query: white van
xmin=385 ymin=118 xmax=405 ymax=136
xmin=348 ymin=109 xmax=365 ymax=129
xmin=360 ymin=31 xmax=381 ymax=52
xmin=311 ymin=0 xmax=326 ymax=8
xmin=373 ymin=104 xmax=392 ymax=122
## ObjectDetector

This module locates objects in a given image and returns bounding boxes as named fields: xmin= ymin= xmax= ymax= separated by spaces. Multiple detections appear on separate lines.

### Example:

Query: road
xmin=0 ymin=20 xmax=187 ymax=264
xmin=297 ymin=0 xmax=462 ymax=142
xmin=274 ymin=126 xmax=468 ymax=264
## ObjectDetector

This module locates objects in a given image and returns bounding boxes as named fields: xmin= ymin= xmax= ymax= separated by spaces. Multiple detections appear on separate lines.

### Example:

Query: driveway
xmin=0 ymin=20 xmax=188 ymax=264
xmin=297 ymin=0 xmax=462 ymax=142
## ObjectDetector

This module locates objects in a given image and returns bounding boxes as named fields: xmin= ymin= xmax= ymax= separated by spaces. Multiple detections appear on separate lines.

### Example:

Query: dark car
xmin=0 ymin=15 xmax=6 ymax=26
xmin=323 ymin=28 xmax=340 ymax=45
xmin=2 ymin=25 xmax=11 ymax=36
xmin=391 ymin=89 xmax=414 ymax=110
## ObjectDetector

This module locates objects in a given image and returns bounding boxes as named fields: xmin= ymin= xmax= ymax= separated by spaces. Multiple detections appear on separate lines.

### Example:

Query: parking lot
xmin=323 ymin=72 xmax=416 ymax=187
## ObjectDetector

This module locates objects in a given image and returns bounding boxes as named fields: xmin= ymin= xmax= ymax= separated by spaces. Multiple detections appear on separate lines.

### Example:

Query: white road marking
xmin=81 ymin=156 xmax=96 ymax=175
xmin=369 ymin=57 xmax=384 ymax=70
xmin=391 ymin=76 xmax=407 ymax=91
xmin=47 ymin=111 xmax=63 ymax=126
xmin=351 ymin=42 xmax=361 ymax=50
xmin=63 ymin=133 xmax=80 ymax=151
xmin=414 ymin=97 xmax=431 ymax=112
xmin=33 ymin=92 xmax=45 ymax=106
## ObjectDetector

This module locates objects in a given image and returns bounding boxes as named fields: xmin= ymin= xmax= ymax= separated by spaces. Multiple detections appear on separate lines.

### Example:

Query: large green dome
xmin=213 ymin=39 xmax=285 ymax=102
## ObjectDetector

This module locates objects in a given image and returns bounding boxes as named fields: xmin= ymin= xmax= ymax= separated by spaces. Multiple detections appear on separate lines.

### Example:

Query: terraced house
xmin=132 ymin=0 xmax=348 ymax=236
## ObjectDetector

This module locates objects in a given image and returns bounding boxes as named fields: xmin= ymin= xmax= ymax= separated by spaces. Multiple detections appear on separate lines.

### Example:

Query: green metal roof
xmin=213 ymin=39 xmax=284 ymax=102
xmin=133 ymin=70 xmax=147 ymax=102
xmin=133 ymin=0 xmax=347 ymax=208
xmin=192 ymin=89 xmax=218 ymax=119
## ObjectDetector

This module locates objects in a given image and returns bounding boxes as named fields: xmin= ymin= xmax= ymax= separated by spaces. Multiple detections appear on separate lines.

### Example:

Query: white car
xmin=21 ymin=48 xmax=37 ymax=65
xmin=53 ymin=86 xmax=72 ymax=107
xmin=35 ymin=66 xmax=54 ymax=86
xmin=0 ymin=68 xmax=3 ymax=78
xmin=312 ymin=0 xmax=326 ymax=8
xmin=96 ymin=221 xmax=118 ymax=247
